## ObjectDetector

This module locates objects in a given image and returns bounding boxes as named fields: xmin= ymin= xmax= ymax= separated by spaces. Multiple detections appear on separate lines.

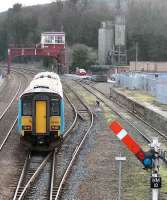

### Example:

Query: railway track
xmin=0 ymin=70 xmax=30 ymax=151
xmin=5 ymin=68 xmax=166 ymax=199
xmin=74 ymin=79 xmax=167 ymax=163
xmin=13 ymin=152 xmax=52 ymax=200
xmin=83 ymin=79 xmax=167 ymax=140
xmin=12 ymin=82 xmax=93 ymax=200
xmin=65 ymin=78 xmax=167 ymax=199
xmin=52 ymin=84 xmax=93 ymax=200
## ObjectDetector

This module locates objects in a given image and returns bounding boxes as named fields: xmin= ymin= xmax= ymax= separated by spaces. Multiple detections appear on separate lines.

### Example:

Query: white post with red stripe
xmin=109 ymin=120 xmax=145 ymax=163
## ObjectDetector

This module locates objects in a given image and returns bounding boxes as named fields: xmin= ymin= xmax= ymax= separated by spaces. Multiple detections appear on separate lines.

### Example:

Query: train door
xmin=35 ymin=101 xmax=47 ymax=134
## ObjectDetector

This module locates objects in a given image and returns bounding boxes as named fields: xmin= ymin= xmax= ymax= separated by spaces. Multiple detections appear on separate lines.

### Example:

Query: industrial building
xmin=98 ymin=21 xmax=114 ymax=65
xmin=98 ymin=0 xmax=127 ymax=66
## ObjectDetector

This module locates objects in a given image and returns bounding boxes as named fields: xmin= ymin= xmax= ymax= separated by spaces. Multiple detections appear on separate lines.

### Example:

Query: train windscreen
xmin=50 ymin=99 xmax=60 ymax=116
xmin=22 ymin=100 xmax=32 ymax=116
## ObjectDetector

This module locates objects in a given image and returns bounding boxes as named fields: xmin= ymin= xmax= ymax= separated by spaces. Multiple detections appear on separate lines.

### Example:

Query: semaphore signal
xmin=108 ymin=119 xmax=166 ymax=200
xmin=109 ymin=120 xmax=153 ymax=168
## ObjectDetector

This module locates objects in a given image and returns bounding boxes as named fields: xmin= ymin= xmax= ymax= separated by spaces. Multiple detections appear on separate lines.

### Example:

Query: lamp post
xmin=115 ymin=154 xmax=126 ymax=200
xmin=135 ymin=42 xmax=138 ymax=71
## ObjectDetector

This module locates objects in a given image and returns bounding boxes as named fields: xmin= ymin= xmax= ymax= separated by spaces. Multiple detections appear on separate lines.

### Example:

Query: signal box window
xmin=44 ymin=35 xmax=54 ymax=44
xmin=22 ymin=100 xmax=32 ymax=116
xmin=50 ymin=99 xmax=60 ymax=116
xmin=55 ymin=36 xmax=63 ymax=44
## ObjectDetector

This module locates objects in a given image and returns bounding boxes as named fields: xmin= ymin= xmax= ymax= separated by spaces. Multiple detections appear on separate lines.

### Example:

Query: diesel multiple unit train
xmin=18 ymin=72 xmax=64 ymax=150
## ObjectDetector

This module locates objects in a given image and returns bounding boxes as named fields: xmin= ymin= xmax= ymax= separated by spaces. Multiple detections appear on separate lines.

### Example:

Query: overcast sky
xmin=0 ymin=0 xmax=52 ymax=12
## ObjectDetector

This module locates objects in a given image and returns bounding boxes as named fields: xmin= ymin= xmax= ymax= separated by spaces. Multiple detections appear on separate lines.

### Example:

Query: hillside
xmin=0 ymin=0 xmax=113 ymax=60
xmin=0 ymin=0 xmax=167 ymax=63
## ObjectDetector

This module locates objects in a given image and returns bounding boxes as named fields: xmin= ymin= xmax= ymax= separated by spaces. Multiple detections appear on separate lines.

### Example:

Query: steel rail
xmin=81 ymin=80 xmax=167 ymax=143
xmin=54 ymin=86 xmax=94 ymax=200
xmin=63 ymin=93 xmax=78 ymax=138
xmin=77 ymin=81 xmax=167 ymax=164
xmin=0 ymin=79 xmax=21 ymax=120
xmin=88 ymin=81 xmax=167 ymax=140
xmin=0 ymin=117 xmax=18 ymax=150
xmin=13 ymin=91 xmax=79 ymax=200
xmin=12 ymin=66 xmax=44 ymax=74
xmin=49 ymin=91 xmax=79 ymax=199
xmin=0 ymin=70 xmax=30 ymax=151
xmin=10 ymin=69 xmax=85 ymax=200
xmin=13 ymin=153 xmax=30 ymax=200
xmin=77 ymin=80 xmax=153 ymax=142
xmin=18 ymin=152 xmax=52 ymax=200
xmin=50 ymin=149 xmax=56 ymax=200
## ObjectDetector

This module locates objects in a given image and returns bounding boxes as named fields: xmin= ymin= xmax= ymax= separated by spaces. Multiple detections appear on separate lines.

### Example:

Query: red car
xmin=76 ymin=68 xmax=87 ymax=76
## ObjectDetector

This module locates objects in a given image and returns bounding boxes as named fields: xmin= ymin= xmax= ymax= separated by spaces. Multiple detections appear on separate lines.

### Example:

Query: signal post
xmin=109 ymin=120 xmax=165 ymax=200
xmin=150 ymin=138 xmax=161 ymax=200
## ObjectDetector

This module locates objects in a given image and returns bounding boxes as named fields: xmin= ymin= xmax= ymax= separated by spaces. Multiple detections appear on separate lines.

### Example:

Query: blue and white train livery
xmin=18 ymin=72 xmax=64 ymax=151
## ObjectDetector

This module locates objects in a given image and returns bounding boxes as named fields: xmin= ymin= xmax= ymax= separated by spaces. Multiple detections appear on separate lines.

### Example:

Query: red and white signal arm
xmin=109 ymin=120 xmax=147 ymax=164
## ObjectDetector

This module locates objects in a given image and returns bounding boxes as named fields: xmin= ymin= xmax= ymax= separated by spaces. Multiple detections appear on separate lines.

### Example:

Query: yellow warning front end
xmin=50 ymin=116 xmax=61 ymax=136
xmin=35 ymin=101 xmax=47 ymax=134
xmin=21 ymin=116 xmax=32 ymax=135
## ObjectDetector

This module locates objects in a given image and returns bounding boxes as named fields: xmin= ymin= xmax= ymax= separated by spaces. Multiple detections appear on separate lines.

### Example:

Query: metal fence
xmin=115 ymin=73 xmax=167 ymax=104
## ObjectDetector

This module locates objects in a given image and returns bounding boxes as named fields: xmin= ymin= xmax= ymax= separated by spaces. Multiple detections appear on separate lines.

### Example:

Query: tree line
xmin=127 ymin=0 xmax=167 ymax=61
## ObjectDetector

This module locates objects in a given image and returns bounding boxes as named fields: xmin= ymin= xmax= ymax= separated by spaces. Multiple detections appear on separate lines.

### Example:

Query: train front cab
xmin=18 ymin=93 xmax=64 ymax=149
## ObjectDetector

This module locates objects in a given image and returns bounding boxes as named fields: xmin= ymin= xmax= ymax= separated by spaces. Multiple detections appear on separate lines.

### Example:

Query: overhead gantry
xmin=7 ymin=32 xmax=66 ymax=74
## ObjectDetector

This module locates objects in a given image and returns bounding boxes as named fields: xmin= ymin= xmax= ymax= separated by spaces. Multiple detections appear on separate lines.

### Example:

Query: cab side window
xmin=50 ymin=99 xmax=60 ymax=116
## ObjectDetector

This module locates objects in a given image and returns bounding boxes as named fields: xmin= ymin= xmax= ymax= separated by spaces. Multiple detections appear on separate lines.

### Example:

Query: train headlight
xmin=51 ymin=125 xmax=60 ymax=130
xmin=22 ymin=125 xmax=31 ymax=130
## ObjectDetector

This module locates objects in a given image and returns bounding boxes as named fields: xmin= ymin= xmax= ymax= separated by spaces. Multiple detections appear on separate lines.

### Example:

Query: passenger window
xmin=22 ymin=101 xmax=32 ymax=116
xmin=50 ymin=99 xmax=60 ymax=116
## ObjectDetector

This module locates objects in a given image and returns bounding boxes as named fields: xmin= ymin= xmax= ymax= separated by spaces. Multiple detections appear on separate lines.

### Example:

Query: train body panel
xmin=18 ymin=72 xmax=64 ymax=151
xmin=60 ymin=99 xmax=64 ymax=134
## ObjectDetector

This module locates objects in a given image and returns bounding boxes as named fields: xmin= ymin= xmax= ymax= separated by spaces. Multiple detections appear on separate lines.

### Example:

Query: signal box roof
xmin=42 ymin=32 xmax=65 ymax=35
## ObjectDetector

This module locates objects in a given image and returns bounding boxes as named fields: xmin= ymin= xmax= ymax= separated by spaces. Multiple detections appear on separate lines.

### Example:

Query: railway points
xmin=72 ymin=76 xmax=166 ymax=198
xmin=0 ymin=69 xmax=165 ymax=199
xmin=9 ymin=71 xmax=93 ymax=199
xmin=0 ymin=0 xmax=167 ymax=199
xmin=78 ymin=79 xmax=167 ymax=154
